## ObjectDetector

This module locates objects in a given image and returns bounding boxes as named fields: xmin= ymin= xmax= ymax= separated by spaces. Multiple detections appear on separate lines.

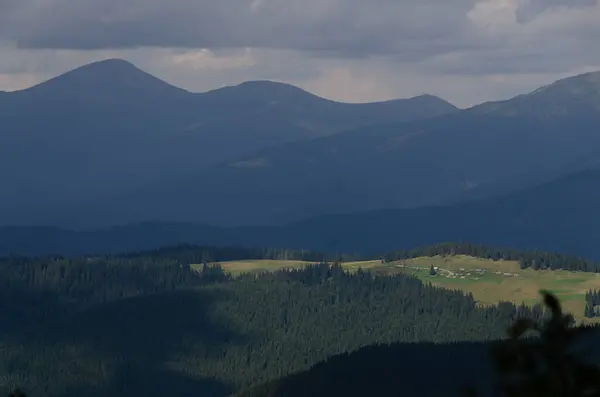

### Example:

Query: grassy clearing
xmin=191 ymin=259 xmax=313 ymax=275
xmin=371 ymin=255 xmax=600 ymax=321
xmin=191 ymin=255 xmax=600 ymax=321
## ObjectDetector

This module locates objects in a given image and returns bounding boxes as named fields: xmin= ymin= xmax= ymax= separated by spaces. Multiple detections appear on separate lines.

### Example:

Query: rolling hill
xmin=4 ymin=167 xmax=600 ymax=259
xmin=81 ymin=70 xmax=600 ymax=227
xmin=0 ymin=59 xmax=456 ymax=227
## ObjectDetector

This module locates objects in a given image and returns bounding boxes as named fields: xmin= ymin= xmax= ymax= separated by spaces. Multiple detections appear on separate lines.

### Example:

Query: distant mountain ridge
xmin=4 ymin=167 xmax=600 ymax=259
xmin=9 ymin=58 xmax=456 ymax=109
xmin=0 ymin=58 xmax=458 ymax=227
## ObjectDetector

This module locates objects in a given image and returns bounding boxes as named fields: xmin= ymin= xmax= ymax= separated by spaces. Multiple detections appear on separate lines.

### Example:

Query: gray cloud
xmin=1 ymin=0 xmax=597 ymax=67
xmin=515 ymin=0 xmax=598 ymax=23
xmin=0 ymin=0 xmax=478 ymax=60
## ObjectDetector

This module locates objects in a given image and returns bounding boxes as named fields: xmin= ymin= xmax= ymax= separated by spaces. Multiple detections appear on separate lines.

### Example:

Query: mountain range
xmin=112 ymin=70 xmax=600 ymax=227
xmin=1 ymin=59 xmax=600 ymax=256
xmin=0 ymin=58 xmax=457 ymax=227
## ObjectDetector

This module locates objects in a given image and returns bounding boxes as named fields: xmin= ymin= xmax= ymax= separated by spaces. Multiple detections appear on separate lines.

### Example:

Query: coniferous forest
xmin=237 ymin=291 xmax=600 ymax=397
xmin=2 ymin=244 xmax=600 ymax=397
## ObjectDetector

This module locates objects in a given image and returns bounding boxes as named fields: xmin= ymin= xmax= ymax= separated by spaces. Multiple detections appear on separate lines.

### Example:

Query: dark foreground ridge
xmin=236 ymin=292 xmax=600 ymax=397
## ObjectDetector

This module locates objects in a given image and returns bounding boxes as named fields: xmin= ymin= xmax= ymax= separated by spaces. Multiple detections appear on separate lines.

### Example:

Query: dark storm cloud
xmin=0 ymin=0 xmax=478 ymax=59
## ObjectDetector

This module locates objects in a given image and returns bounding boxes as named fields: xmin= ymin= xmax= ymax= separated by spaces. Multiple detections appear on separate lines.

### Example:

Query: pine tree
xmin=531 ymin=259 xmax=539 ymax=271
xmin=519 ymin=259 xmax=528 ymax=270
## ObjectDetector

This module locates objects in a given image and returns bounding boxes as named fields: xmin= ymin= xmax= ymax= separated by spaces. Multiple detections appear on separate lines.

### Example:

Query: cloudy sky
xmin=0 ymin=0 xmax=599 ymax=107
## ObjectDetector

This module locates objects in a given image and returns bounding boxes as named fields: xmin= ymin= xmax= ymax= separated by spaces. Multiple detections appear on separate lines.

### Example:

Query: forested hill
xmin=1 ymin=257 xmax=543 ymax=397
xmin=236 ymin=325 xmax=600 ymax=397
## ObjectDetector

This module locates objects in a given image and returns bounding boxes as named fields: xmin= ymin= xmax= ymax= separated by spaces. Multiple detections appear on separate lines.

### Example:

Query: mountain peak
xmin=22 ymin=58 xmax=188 ymax=100
xmin=73 ymin=58 xmax=138 ymax=71
xmin=470 ymin=70 xmax=600 ymax=117
xmin=398 ymin=93 xmax=457 ymax=109
xmin=236 ymin=80 xmax=302 ymax=89
xmin=527 ymin=70 xmax=600 ymax=98
xmin=205 ymin=80 xmax=319 ymax=104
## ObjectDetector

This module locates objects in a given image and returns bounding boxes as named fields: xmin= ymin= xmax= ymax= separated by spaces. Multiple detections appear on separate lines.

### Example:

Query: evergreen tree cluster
xmin=383 ymin=242 xmax=600 ymax=272
xmin=584 ymin=289 xmax=600 ymax=318
xmin=0 ymin=254 xmax=229 ymax=334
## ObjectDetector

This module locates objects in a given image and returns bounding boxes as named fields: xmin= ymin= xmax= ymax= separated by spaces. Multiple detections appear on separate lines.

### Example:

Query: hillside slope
xmin=274 ymin=166 xmax=600 ymax=256
xmin=97 ymin=70 xmax=600 ymax=227
xmin=4 ymin=168 xmax=600 ymax=258
xmin=0 ymin=59 xmax=456 ymax=227
xmin=236 ymin=325 xmax=600 ymax=397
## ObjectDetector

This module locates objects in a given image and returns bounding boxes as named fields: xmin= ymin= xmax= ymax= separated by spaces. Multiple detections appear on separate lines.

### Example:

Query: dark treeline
xmin=1 ymin=243 xmax=334 ymax=263
xmin=117 ymin=244 xmax=336 ymax=263
xmin=1 ymin=255 xmax=548 ymax=397
xmin=384 ymin=242 xmax=600 ymax=272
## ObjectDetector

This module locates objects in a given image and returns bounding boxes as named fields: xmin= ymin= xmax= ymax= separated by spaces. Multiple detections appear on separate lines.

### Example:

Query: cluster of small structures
xmin=394 ymin=263 xmax=519 ymax=280
xmin=441 ymin=267 xmax=487 ymax=280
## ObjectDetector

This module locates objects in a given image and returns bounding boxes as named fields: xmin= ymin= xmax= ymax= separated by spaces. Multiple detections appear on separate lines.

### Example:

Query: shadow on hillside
xmin=50 ymin=369 xmax=231 ymax=397
xmin=237 ymin=292 xmax=600 ymax=397
xmin=0 ymin=284 xmax=74 ymax=341
xmin=240 ymin=328 xmax=600 ymax=397
xmin=238 ymin=341 xmax=496 ymax=397
xmin=8 ymin=288 xmax=245 ymax=397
